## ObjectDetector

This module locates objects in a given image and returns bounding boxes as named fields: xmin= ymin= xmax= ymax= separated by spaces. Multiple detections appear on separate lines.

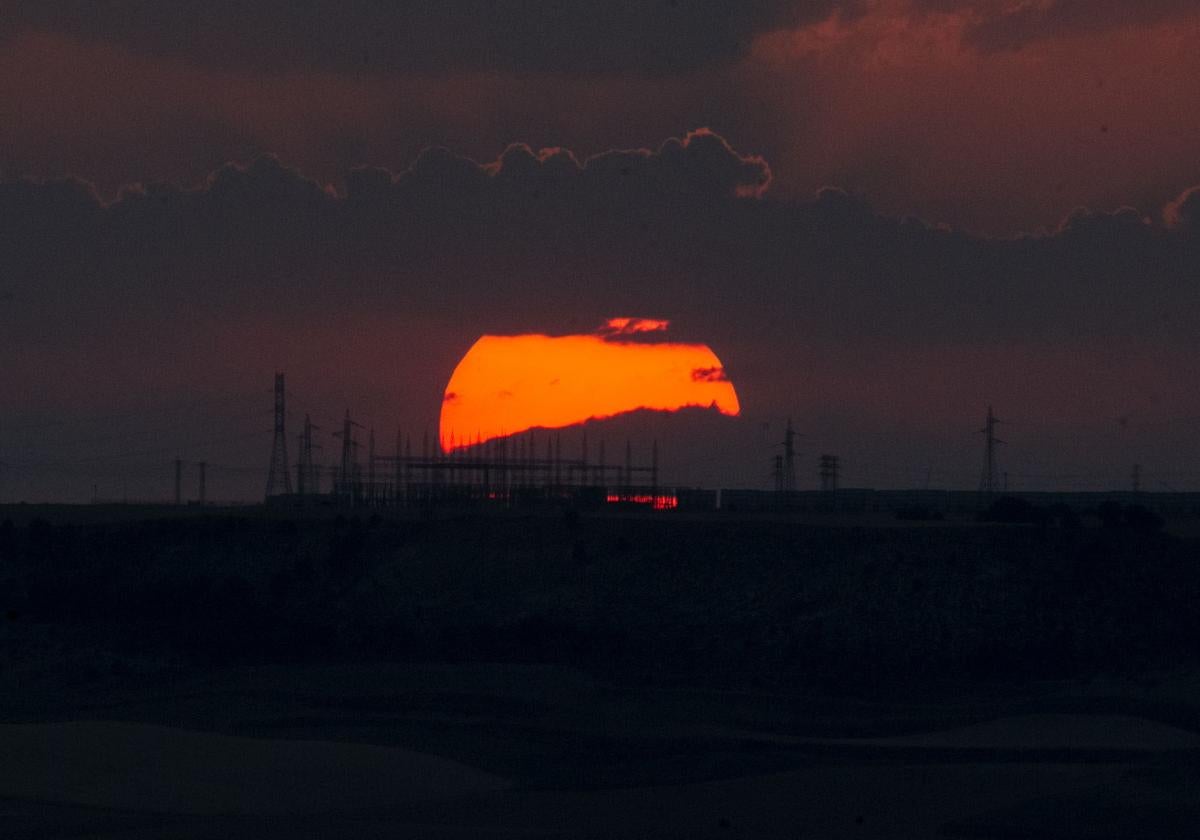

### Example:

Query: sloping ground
xmin=854 ymin=713 xmax=1200 ymax=751
xmin=3 ymin=700 xmax=1200 ymax=838
xmin=2 ymin=667 xmax=1200 ymax=835
xmin=0 ymin=755 xmax=1152 ymax=839
xmin=941 ymin=761 xmax=1200 ymax=839
xmin=4 ymin=514 xmax=1200 ymax=836
xmin=730 ymin=713 xmax=1200 ymax=754
xmin=0 ymin=721 xmax=509 ymax=816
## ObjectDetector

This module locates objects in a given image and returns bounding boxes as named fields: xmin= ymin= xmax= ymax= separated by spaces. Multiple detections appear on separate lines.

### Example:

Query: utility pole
xmin=554 ymin=433 xmax=562 ymax=492
xmin=265 ymin=372 xmax=292 ymax=498
xmin=624 ymin=439 xmax=633 ymax=499
xmin=978 ymin=406 xmax=1006 ymax=496
xmin=404 ymin=433 xmax=412 ymax=505
xmin=368 ymin=427 xmax=376 ymax=505
xmin=198 ymin=461 xmax=206 ymax=507
xmin=398 ymin=427 xmax=408 ymax=506
xmin=341 ymin=410 xmax=354 ymax=498
xmin=783 ymin=418 xmax=797 ymax=493
xmin=1132 ymin=464 xmax=1141 ymax=494
xmin=333 ymin=409 xmax=362 ymax=502
xmin=771 ymin=419 xmax=799 ymax=494
xmin=174 ymin=458 xmax=182 ymax=505
xmin=819 ymin=454 xmax=840 ymax=492
xmin=598 ymin=439 xmax=606 ymax=489
xmin=651 ymin=439 xmax=659 ymax=500
xmin=296 ymin=414 xmax=320 ymax=496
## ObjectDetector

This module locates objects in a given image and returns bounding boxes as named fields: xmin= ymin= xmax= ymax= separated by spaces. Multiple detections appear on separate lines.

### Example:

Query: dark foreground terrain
xmin=1 ymin=505 xmax=1199 ymax=838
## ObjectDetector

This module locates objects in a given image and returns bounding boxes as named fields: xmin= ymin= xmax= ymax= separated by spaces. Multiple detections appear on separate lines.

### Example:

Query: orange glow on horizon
xmin=440 ymin=324 xmax=740 ymax=449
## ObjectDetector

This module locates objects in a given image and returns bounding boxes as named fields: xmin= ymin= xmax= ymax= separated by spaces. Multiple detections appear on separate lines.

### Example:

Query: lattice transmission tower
xmin=819 ymin=454 xmax=840 ymax=492
xmin=265 ymin=372 xmax=292 ymax=498
xmin=296 ymin=413 xmax=321 ymax=495
xmin=978 ymin=405 xmax=1006 ymax=495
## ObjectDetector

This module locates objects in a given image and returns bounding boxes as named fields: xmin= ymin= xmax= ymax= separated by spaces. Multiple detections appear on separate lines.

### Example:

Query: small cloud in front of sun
xmin=691 ymin=366 xmax=729 ymax=382
xmin=597 ymin=317 xmax=670 ymax=339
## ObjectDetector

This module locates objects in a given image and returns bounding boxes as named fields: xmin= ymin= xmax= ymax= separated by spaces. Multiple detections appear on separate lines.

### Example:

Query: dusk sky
xmin=3 ymin=1 xmax=1200 ymax=501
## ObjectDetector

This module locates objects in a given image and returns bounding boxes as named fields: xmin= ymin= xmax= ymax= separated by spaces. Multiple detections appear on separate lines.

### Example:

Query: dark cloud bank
xmin=6 ymin=127 xmax=1196 ymax=343
xmin=3 ymin=129 xmax=1200 ymax=497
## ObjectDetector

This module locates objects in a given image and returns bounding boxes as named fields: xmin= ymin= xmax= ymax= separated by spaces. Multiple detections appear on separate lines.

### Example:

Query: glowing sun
xmin=440 ymin=318 xmax=740 ymax=449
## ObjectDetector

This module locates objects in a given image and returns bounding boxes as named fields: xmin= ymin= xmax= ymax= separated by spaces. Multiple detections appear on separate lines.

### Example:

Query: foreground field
xmin=3 ymin=662 xmax=1200 ymax=838
xmin=1 ymin=508 xmax=1199 ymax=836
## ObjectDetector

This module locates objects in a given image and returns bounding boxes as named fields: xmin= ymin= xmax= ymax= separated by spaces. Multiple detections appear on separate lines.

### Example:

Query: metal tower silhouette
xmin=775 ymin=418 xmax=798 ymax=493
xmin=368 ymin=427 xmax=376 ymax=503
xmin=581 ymin=432 xmax=589 ymax=487
xmin=339 ymin=410 xmax=353 ymax=485
xmin=265 ymin=372 xmax=292 ymax=498
xmin=333 ymin=409 xmax=362 ymax=500
xmin=651 ymin=439 xmax=659 ymax=498
xmin=819 ymin=454 xmax=840 ymax=492
xmin=978 ymin=406 xmax=1005 ymax=495
xmin=624 ymin=439 xmax=633 ymax=497
xmin=296 ymin=414 xmax=320 ymax=495
xmin=395 ymin=427 xmax=403 ymax=505
xmin=598 ymin=439 xmax=606 ymax=488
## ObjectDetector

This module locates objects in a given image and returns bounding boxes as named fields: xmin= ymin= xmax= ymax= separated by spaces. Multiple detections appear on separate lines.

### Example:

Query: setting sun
xmin=439 ymin=320 xmax=740 ymax=449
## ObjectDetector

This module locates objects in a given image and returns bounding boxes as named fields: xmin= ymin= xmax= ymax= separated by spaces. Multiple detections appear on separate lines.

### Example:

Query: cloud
xmin=1164 ymin=185 xmax=1200 ymax=230
xmin=0 ymin=0 xmax=844 ymax=75
xmin=4 ymin=8 xmax=1200 ymax=236
xmin=960 ymin=0 xmax=1200 ymax=52
xmin=691 ymin=367 xmax=730 ymax=382
xmin=4 ymin=128 xmax=1198 ymax=353
xmin=5 ymin=129 xmax=1200 ymax=498
xmin=598 ymin=318 xmax=672 ymax=338
xmin=348 ymin=127 xmax=772 ymax=206
xmin=741 ymin=1 xmax=1200 ymax=234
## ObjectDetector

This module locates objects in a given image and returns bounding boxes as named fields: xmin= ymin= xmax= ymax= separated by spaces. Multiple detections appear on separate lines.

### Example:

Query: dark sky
xmin=2 ymin=1 xmax=1200 ymax=501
